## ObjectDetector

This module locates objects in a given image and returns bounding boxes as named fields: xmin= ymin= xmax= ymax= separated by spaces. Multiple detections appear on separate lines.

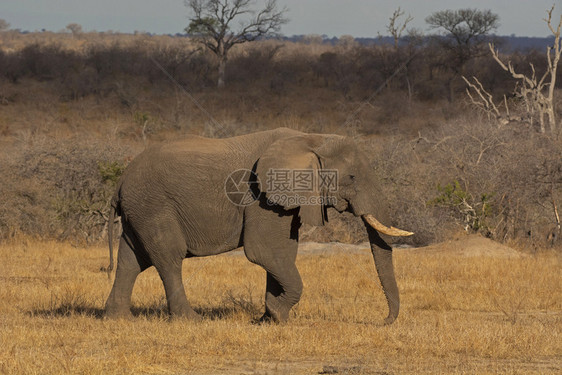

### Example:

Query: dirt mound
xmin=409 ymin=233 xmax=526 ymax=258
xmin=299 ymin=241 xmax=369 ymax=254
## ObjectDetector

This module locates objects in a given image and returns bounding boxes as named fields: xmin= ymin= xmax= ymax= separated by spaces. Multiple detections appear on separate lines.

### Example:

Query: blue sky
xmin=2 ymin=0 xmax=560 ymax=37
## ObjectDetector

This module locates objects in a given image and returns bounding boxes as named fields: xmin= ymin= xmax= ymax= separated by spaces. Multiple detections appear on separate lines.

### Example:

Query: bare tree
xmin=426 ymin=8 xmax=499 ymax=67
xmin=387 ymin=7 xmax=413 ymax=49
xmin=185 ymin=0 xmax=288 ymax=88
xmin=66 ymin=23 xmax=83 ymax=37
xmin=426 ymin=8 xmax=499 ymax=101
xmin=0 ymin=19 xmax=10 ymax=32
xmin=381 ymin=8 xmax=417 ymax=99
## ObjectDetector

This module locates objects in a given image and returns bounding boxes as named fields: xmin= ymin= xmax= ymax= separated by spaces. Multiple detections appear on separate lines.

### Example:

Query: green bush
xmin=98 ymin=160 xmax=126 ymax=185
xmin=429 ymin=180 xmax=495 ymax=234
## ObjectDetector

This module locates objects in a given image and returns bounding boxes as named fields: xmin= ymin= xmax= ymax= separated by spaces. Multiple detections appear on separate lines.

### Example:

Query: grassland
xmin=0 ymin=30 xmax=561 ymax=374
xmin=0 ymin=236 xmax=560 ymax=374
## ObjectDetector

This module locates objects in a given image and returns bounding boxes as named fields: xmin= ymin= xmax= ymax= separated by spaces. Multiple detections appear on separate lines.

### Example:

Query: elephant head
xmin=256 ymin=133 xmax=412 ymax=324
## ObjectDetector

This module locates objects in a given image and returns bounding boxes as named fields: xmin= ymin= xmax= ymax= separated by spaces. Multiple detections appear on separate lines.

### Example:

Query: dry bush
xmin=376 ymin=116 xmax=562 ymax=248
xmin=301 ymin=210 xmax=368 ymax=244
xmin=0 ymin=135 xmax=131 ymax=242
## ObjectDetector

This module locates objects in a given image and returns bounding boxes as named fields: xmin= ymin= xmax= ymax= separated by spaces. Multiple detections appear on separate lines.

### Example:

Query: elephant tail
xmin=107 ymin=195 xmax=120 ymax=273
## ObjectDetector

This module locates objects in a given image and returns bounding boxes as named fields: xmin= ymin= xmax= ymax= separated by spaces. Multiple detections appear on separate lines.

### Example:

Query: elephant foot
xmin=383 ymin=314 xmax=397 ymax=326
xmin=169 ymin=306 xmax=202 ymax=321
xmin=104 ymin=306 xmax=134 ymax=320
xmin=256 ymin=311 xmax=275 ymax=324
xmin=264 ymin=298 xmax=290 ymax=323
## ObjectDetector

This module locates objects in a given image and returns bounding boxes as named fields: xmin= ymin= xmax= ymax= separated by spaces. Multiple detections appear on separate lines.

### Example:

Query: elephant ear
xmin=256 ymin=135 xmax=327 ymax=227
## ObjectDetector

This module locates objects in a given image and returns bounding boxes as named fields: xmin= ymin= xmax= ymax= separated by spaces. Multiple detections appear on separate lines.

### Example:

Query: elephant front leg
xmin=262 ymin=269 xmax=303 ymax=323
xmin=244 ymin=203 xmax=303 ymax=323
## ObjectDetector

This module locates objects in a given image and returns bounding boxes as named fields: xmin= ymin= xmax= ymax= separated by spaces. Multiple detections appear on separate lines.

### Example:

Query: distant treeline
xmin=0 ymin=36 xmax=557 ymax=105
xmin=284 ymin=34 xmax=556 ymax=51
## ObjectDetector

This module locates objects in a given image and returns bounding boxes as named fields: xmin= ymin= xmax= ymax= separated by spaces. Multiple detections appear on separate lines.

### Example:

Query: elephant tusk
xmin=363 ymin=214 xmax=414 ymax=237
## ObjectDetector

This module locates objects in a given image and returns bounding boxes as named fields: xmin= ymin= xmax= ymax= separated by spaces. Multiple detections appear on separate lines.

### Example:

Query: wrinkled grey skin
xmin=105 ymin=128 xmax=400 ymax=324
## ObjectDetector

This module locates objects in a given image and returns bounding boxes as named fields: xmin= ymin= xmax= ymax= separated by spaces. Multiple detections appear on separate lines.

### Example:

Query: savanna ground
xmin=1 ymin=235 xmax=560 ymax=374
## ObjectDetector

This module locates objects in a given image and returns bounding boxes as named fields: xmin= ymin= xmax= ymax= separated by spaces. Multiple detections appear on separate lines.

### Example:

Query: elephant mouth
xmin=362 ymin=214 xmax=414 ymax=237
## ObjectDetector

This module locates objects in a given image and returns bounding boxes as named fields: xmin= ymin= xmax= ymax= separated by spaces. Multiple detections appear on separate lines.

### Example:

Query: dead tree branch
xmin=488 ymin=5 xmax=561 ymax=134
xmin=462 ymin=75 xmax=509 ymax=125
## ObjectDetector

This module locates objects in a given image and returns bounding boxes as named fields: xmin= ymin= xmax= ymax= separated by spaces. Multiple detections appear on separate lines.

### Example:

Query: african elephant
xmin=105 ymin=127 xmax=412 ymax=324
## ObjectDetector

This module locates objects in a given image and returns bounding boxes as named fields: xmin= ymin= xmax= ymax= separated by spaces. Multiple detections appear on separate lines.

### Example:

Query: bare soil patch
xmin=300 ymin=233 xmax=525 ymax=259
xmin=406 ymin=233 xmax=527 ymax=258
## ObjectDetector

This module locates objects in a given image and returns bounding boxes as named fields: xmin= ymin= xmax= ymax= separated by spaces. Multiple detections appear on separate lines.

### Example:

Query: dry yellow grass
xmin=0 ymin=236 xmax=560 ymax=374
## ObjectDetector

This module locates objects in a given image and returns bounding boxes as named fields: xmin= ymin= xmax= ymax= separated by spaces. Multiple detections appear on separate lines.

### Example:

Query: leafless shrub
xmin=301 ymin=210 xmax=367 ymax=244
xmin=379 ymin=117 xmax=562 ymax=248
xmin=0 ymin=135 xmax=130 ymax=242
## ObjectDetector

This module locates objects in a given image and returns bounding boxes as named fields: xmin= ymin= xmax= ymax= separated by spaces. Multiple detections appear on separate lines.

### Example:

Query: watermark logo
xmin=265 ymin=169 xmax=338 ymax=193
xmin=265 ymin=169 xmax=338 ymax=206
xmin=225 ymin=168 xmax=339 ymax=207
xmin=224 ymin=169 xmax=261 ymax=206
xmin=266 ymin=193 xmax=338 ymax=207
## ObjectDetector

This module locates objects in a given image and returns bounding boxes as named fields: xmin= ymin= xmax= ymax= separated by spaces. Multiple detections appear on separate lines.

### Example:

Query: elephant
xmin=104 ymin=127 xmax=413 ymax=324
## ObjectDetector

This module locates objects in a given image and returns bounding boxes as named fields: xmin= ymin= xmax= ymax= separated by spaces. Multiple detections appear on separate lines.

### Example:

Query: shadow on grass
xmin=195 ymin=305 xmax=260 ymax=321
xmin=29 ymin=304 xmax=168 ymax=319
xmin=28 ymin=303 xmax=261 ymax=321
xmin=29 ymin=303 xmax=105 ymax=319
xmin=29 ymin=284 xmax=263 ymax=320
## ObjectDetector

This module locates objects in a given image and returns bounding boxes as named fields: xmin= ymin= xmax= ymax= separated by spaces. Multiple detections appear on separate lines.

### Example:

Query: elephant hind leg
xmin=154 ymin=260 xmax=200 ymax=320
xmin=141 ymin=224 xmax=200 ymax=320
xmin=105 ymin=235 xmax=150 ymax=318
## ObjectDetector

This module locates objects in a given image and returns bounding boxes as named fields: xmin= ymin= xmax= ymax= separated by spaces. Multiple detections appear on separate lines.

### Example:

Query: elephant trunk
xmin=362 ymin=215 xmax=404 ymax=325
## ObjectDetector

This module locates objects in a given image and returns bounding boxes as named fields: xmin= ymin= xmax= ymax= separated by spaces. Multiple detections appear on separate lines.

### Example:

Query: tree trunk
xmin=217 ymin=54 xmax=227 ymax=89
xmin=539 ymin=110 xmax=546 ymax=134
xmin=547 ymin=105 xmax=556 ymax=134
xmin=445 ymin=77 xmax=453 ymax=103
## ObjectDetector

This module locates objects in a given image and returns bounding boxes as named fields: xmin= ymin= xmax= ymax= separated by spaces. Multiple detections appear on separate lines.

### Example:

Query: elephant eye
xmin=341 ymin=174 xmax=355 ymax=185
